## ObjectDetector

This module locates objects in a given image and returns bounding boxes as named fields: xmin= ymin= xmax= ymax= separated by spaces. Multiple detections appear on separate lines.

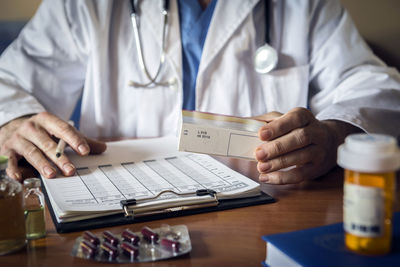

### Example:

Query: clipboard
xmin=41 ymin=182 xmax=275 ymax=233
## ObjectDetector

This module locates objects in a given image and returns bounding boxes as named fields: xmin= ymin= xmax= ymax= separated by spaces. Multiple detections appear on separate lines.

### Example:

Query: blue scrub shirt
xmin=178 ymin=0 xmax=217 ymax=110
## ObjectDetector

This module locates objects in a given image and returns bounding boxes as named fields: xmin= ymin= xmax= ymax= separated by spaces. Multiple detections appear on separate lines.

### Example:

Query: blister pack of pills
xmin=71 ymin=224 xmax=191 ymax=263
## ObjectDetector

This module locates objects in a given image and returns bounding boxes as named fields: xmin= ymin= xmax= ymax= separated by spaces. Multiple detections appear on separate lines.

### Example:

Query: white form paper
xmin=41 ymin=137 xmax=260 ymax=222
xmin=179 ymin=110 xmax=266 ymax=160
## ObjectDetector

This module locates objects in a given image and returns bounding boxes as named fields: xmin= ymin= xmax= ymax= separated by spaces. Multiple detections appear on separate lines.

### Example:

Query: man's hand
xmin=0 ymin=112 xmax=106 ymax=180
xmin=255 ymin=107 xmax=361 ymax=184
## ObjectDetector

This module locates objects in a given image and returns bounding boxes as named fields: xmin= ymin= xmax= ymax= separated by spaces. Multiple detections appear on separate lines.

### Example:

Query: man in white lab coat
xmin=0 ymin=0 xmax=399 ymax=184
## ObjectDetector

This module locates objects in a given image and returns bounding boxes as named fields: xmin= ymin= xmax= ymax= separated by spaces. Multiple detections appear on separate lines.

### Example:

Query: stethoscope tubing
xmin=253 ymin=0 xmax=278 ymax=74
xmin=129 ymin=0 xmax=172 ymax=88
xmin=128 ymin=0 xmax=278 ymax=88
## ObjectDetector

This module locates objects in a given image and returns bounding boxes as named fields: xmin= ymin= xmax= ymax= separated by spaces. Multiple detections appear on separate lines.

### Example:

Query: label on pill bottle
xmin=344 ymin=183 xmax=384 ymax=237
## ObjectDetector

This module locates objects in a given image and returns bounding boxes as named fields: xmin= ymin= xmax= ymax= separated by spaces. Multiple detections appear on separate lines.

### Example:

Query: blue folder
xmin=262 ymin=212 xmax=400 ymax=267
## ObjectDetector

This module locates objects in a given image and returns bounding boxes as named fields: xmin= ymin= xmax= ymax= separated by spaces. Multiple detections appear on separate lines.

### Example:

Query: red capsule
xmin=121 ymin=242 xmax=139 ymax=260
xmin=83 ymin=231 xmax=100 ymax=246
xmin=122 ymin=229 xmax=140 ymax=245
xmin=161 ymin=238 xmax=180 ymax=252
xmin=102 ymin=230 xmax=119 ymax=246
xmin=80 ymin=240 xmax=97 ymax=258
xmin=100 ymin=241 xmax=118 ymax=260
xmin=141 ymin=226 xmax=159 ymax=243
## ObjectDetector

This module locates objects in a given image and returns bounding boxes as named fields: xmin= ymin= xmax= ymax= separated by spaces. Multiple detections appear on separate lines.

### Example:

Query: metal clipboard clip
xmin=120 ymin=189 xmax=218 ymax=219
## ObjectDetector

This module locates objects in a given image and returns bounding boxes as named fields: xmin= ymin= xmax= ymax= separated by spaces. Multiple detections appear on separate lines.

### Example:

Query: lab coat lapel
xmin=200 ymin=0 xmax=259 ymax=71
xmin=196 ymin=0 xmax=260 ymax=105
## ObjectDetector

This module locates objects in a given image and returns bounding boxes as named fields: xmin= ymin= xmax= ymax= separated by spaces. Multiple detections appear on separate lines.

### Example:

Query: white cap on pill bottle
xmin=338 ymin=134 xmax=400 ymax=173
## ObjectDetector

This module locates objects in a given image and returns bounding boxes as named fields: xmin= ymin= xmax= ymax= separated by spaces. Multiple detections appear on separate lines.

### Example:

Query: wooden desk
xmin=2 ymin=158 xmax=398 ymax=267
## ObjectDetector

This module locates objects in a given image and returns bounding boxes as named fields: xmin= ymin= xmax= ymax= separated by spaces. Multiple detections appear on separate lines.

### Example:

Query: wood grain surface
xmin=2 ymin=156 xmax=399 ymax=267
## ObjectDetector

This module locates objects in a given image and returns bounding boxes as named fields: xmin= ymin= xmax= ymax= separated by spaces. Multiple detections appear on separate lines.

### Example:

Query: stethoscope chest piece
xmin=254 ymin=43 xmax=278 ymax=74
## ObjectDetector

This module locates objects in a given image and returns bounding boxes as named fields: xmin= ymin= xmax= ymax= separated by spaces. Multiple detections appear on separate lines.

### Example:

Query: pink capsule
xmin=102 ymin=230 xmax=119 ymax=246
xmin=141 ymin=226 xmax=159 ymax=243
xmin=121 ymin=242 xmax=139 ymax=260
xmin=100 ymin=241 xmax=118 ymax=260
xmin=122 ymin=229 xmax=140 ymax=245
xmin=83 ymin=231 xmax=100 ymax=246
xmin=80 ymin=240 xmax=97 ymax=258
xmin=161 ymin=238 xmax=180 ymax=252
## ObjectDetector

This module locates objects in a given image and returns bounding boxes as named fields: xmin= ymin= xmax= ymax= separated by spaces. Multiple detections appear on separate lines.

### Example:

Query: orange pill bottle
xmin=338 ymin=134 xmax=400 ymax=255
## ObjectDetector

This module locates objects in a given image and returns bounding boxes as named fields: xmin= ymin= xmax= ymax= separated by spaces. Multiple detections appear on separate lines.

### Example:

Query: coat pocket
xmin=260 ymin=65 xmax=309 ymax=114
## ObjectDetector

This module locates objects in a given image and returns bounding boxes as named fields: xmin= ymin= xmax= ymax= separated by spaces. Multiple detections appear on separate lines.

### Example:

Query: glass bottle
xmin=338 ymin=134 xmax=400 ymax=255
xmin=0 ymin=156 xmax=26 ymax=255
xmin=24 ymin=178 xmax=46 ymax=239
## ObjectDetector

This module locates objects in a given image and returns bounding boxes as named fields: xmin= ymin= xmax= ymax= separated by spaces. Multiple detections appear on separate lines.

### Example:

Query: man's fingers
xmin=5 ymin=151 xmax=22 ymax=181
xmin=17 ymin=114 xmax=106 ymax=177
xmin=11 ymin=135 xmax=57 ymax=178
xmin=0 ymin=113 xmax=104 ymax=179
xmin=256 ymin=126 xmax=316 ymax=161
xmin=54 ymin=154 xmax=76 ymax=176
xmin=32 ymin=112 xmax=90 ymax=156
xmin=258 ymin=107 xmax=314 ymax=141
xmin=86 ymin=137 xmax=107 ymax=154
xmin=259 ymin=163 xmax=315 ymax=185
xmin=257 ymin=145 xmax=320 ymax=173
xmin=16 ymin=119 xmax=76 ymax=176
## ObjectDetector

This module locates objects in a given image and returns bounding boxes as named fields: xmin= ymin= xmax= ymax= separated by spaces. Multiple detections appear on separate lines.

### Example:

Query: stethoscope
xmin=128 ymin=0 xmax=172 ymax=88
xmin=128 ymin=0 xmax=278 ymax=88
xmin=254 ymin=0 xmax=278 ymax=74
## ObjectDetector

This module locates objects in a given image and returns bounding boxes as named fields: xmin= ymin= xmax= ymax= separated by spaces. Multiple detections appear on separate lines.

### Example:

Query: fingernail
xmin=261 ymin=130 xmax=272 ymax=140
xmin=78 ymin=144 xmax=90 ymax=155
xmin=256 ymin=148 xmax=266 ymax=160
xmin=43 ymin=166 xmax=56 ymax=177
xmin=259 ymin=162 xmax=271 ymax=172
xmin=259 ymin=174 xmax=270 ymax=183
xmin=63 ymin=163 xmax=75 ymax=174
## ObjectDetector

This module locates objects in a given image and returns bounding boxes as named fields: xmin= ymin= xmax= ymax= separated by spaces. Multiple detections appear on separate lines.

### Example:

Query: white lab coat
xmin=0 ymin=0 xmax=399 ymax=138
